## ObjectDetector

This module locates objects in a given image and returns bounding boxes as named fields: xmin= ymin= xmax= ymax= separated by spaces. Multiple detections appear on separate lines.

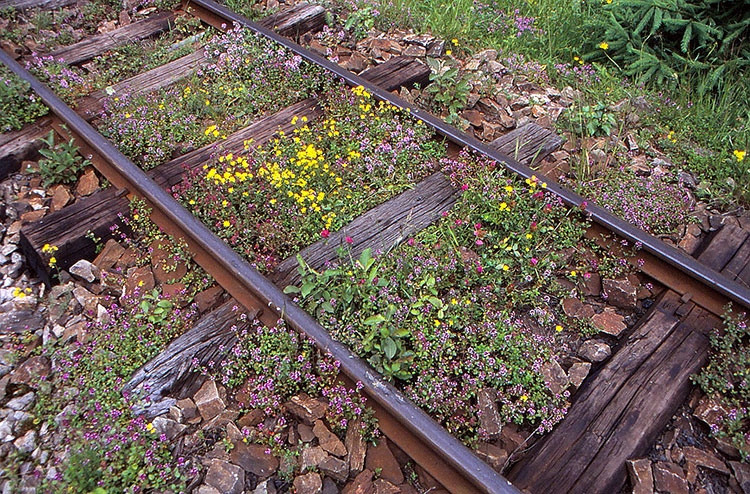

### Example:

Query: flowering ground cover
xmin=172 ymin=84 xmax=445 ymax=270
xmin=288 ymin=150 xmax=591 ymax=443
xmin=0 ymin=66 xmax=48 ymax=133
xmin=98 ymin=25 xmax=328 ymax=170
xmin=21 ymin=208 xmax=374 ymax=491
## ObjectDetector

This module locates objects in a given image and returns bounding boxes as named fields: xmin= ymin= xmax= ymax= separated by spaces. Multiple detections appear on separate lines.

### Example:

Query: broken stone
xmin=76 ymin=168 xmax=99 ymax=197
xmin=373 ymin=479 xmax=400 ymax=494
xmin=6 ymin=392 xmax=35 ymax=411
xmin=193 ymin=380 xmax=226 ymax=421
xmin=475 ymin=442 xmax=508 ymax=471
xmin=295 ymin=423 xmax=314 ymax=443
xmin=345 ymin=419 xmax=367 ymax=474
xmin=13 ymin=429 xmax=36 ymax=454
xmin=10 ymin=356 xmax=51 ymax=387
xmin=729 ymin=461 xmax=750 ymax=494
xmin=202 ymin=409 xmax=240 ymax=430
xmin=365 ymin=439 xmax=403 ymax=485
xmin=301 ymin=446 xmax=329 ymax=471
xmin=253 ymin=479 xmax=277 ymax=494
xmin=343 ymin=469 xmax=375 ymax=494
xmin=567 ymin=362 xmax=591 ymax=388
xmin=578 ymin=340 xmax=611 ymax=363
xmin=626 ymin=458 xmax=654 ymax=494
xmin=68 ymin=259 xmax=99 ymax=283
xmin=122 ymin=266 xmax=155 ymax=301
xmin=320 ymin=455 xmax=349 ymax=483
xmin=230 ymin=441 xmax=279 ymax=477
xmin=170 ymin=398 xmax=198 ymax=424
xmin=540 ymin=360 xmax=568 ymax=395
xmin=591 ymin=309 xmax=627 ymax=337
xmin=313 ymin=419 xmax=347 ymax=457
xmin=462 ymin=109 xmax=483 ymax=127
xmin=49 ymin=185 xmax=72 ymax=212
xmin=402 ymin=44 xmax=425 ymax=57
xmin=602 ymin=278 xmax=637 ymax=309
xmin=693 ymin=396 xmax=731 ymax=430
xmin=204 ymin=460 xmax=244 ymax=494
xmin=683 ymin=446 xmax=729 ymax=474
xmin=562 ymin=297 xmax=596 ymax=320
xmin=237 ymin=409 xmax=264 ymax=428
xmin=653 ymin=461 xmax=688 ymax=494
xmin=93 ymin=240 xmax=125 ymax=270
xmin=294 ymin=472 xmax=323 ymax=494
xmin=475 ymin=48 xmax=498 ymax=61
xmin=286 ymin=394 xmax=327 ymax=425
xmin=72 ymin=286 xmax=99 ymax=315
xmin=477 ymin=388 xmax=502 ymax=437
xmin=152 ymin=416 xmax=187 ymax=440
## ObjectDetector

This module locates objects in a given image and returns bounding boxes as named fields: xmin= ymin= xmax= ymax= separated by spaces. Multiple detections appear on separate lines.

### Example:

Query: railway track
xmin=1 ymin=0 xmax=749 ymax=492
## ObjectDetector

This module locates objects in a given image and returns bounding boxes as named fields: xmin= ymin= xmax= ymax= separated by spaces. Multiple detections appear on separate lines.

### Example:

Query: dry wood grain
xmin=49 ymin=12 xmax=177 ymax=65
xmin=257 ymin=2 xmax=325 ymax=38
xmin=123 ymin=301 xmax=255 ymax=417
xmin=490 ymin=122 xmax=562 ymax=165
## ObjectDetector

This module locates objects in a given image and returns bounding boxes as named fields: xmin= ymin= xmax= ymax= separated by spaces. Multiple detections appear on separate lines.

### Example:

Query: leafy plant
xmin=586 ymin=0 xmax=750 ymax=94
xmin=37 ymin=130 xmax=90 ymax=187
xmin=343 ymin=4 xmax=377 ymax=40
xmin=566 ymin=102 xmax=618 ymax=137
xmin=136 ymin=288 xmax=175 ymax=325
xmin=0 ymin=66 xmax=48 ymax=132
xmin=423 ymin=58 xmax=471 ymax=124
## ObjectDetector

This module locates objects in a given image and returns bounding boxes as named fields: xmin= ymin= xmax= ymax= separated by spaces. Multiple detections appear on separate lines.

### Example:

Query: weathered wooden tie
xmin=123 ymin=302 xmax=256 ymax=416
xmin=359 ymin=56 xmax=430 ymax=90
xmin=256 ymin=2 xmax=325 ymax=38
xmin=489 ymin=122 xmax=563 ymax=166
xmin=0 ymin=0 xmax=73 ymax=11
xmin=507 ymin=223 xmax=750 ymax=494
xmin=47 ymin=11 xmax=178 ymax=65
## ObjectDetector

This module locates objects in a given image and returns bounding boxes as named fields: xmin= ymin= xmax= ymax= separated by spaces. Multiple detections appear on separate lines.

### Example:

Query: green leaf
xmin=283 ymin=285 xmax=300 ymax=294
xmin=364 ymin=314 xmax=386 ymax=326
xmin=382 ymin=337 xmax=397 ymax=360
xmin=300 ymin=283 xmax=315 ymax=298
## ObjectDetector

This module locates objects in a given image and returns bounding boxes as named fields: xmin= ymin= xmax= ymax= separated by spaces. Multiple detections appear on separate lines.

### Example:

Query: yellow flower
xmin=446 ymin=49 xmax=452 ymax=56
xmin=223 ymin=220 xmax=230 ymax=227
xmin=734 ymin=150 xmax=746 ymax=161
xmin=146 ymin=423 xmax=154 ymax=432
xmin=555 ymin=325 xmax=563 ymax=332
xmin=520 ymin=395 xmax=528 ymax=402
xmin=434 ymin=319 xmax=441 ymax=327
xmin=599 ymin=42 xmax=609 ymax=50
xmin=570 ymin=270 xmax=577 ymax=276
xmin=451 ymin=38 xmax=458 ymax=46
xmin=502 ymin=264 xmax=509 ymax=271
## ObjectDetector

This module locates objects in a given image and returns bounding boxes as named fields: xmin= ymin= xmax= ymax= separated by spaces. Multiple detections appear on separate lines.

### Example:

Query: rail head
xmin=0 ymin=47 xmax=519 ymax=494
xmin=183 ymin=0 xmax=750 ymax=313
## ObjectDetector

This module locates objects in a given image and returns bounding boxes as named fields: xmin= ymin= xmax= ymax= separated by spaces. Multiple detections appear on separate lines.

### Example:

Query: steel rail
xmin=183 ymin=0 xmax=750 ymax=312
xmin=0 ymin=49 xmax=518 ymax=494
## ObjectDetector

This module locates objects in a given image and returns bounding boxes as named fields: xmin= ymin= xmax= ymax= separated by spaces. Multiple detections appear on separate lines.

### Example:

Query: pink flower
xmin=476 ymin=239 xmax=484 ymax=246
xmin=345 ymin=236 xmax=353 ymax=244
xmin=408 ymin=238 xmax=415 ymax=246
xmin=530 ymin=257 xmax=538 ymax=265
xmin=321 ymin=229 xmax=330 ymax=238
xmin=461 ymin=184 xmax=469 ymax=190
xmin=476 ymin=265 xmax=484 ymax=273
